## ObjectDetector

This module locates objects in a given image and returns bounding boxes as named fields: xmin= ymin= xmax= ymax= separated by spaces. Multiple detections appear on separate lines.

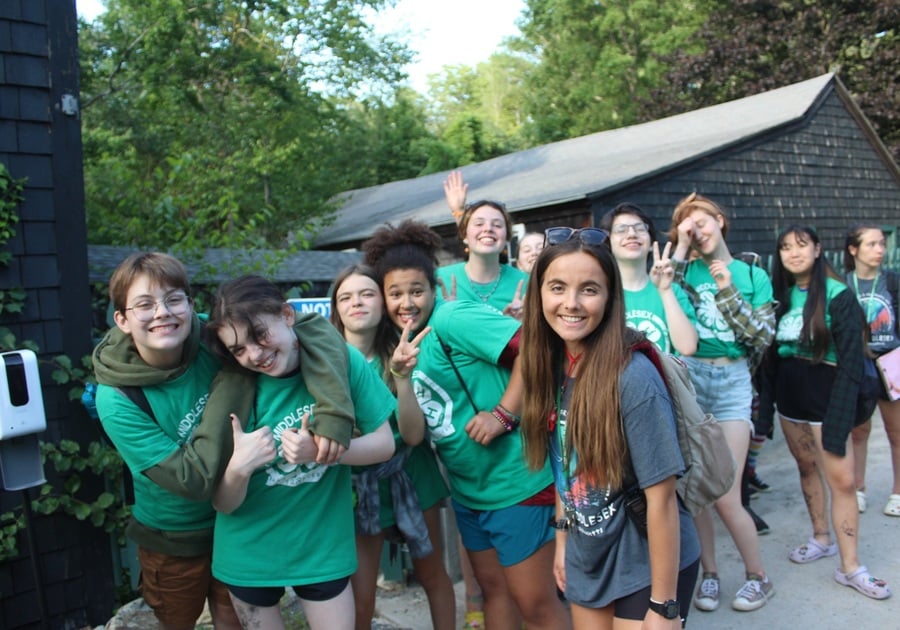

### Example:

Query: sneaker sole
xmin=732 ymin=586 xmax=774 ymax=612
xmin=693 ymin=598 xmax=719 ymax=612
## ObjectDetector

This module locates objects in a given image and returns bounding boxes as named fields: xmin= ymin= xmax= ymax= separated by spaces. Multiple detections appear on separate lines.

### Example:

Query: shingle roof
xmin=314 ymin=74 xmax=837 ymax=247
xmin=87 ymin=245 xmax=362 ymax=284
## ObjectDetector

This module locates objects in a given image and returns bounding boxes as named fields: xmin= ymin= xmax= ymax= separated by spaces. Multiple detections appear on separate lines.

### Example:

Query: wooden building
xmin=315 ymin=74 xmax=900 ymax=265
xmin=1 ymin=1 xmax=116 ymax=628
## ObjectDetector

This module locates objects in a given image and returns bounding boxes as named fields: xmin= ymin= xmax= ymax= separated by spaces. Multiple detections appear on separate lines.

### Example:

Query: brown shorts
xmin=138 ymin=547 xmax=239 ymax=628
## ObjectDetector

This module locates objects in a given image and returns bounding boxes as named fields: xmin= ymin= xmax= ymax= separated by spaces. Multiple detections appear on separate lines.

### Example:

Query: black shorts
xmin=227 ymin=576 xmax=350 ymax=607
xmin=615 ymin=558 xmax=699 ymax=625
xmin=775 ymin=357 xmax=835 ymax=422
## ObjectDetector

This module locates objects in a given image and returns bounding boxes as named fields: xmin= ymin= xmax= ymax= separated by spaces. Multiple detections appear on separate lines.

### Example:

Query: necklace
xmin=468 ymin=265 xmax=504 ymax=303
xmin=548 ymin=350 xmax=583 ymax=432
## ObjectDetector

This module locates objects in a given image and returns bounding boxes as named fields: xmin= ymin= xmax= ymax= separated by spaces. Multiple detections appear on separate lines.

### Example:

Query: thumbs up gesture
xmin=228 ymin=414 xmax=276 ymax=475
xmin=281 ymin=412 xmax=320 ymax=465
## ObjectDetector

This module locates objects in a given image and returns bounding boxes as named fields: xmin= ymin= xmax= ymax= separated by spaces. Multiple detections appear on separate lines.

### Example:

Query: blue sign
xmin=288 ymin=297 xmax=331 ymax=319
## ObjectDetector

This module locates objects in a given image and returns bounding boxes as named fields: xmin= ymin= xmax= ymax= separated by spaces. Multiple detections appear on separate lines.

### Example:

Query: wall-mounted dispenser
xmin=0 ymin=349 xmax=47 ymax=491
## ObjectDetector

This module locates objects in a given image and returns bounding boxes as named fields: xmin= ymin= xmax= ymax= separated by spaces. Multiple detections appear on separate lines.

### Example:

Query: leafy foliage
xmin=643 ymin=0 xmax=900 ymax=161
xmin=80 ymin=0 xmax=412 ymax=251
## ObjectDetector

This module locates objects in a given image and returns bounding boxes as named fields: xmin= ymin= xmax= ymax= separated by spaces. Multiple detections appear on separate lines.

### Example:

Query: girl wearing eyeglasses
xmin=668 ymin=193 xmax=776 ymax=613
xmin=441 ymin=170 xmax=528 ymax=319
xmin=363 ymin=220 xmax=573 ymax=630
xmin=520 ymin=228 xmax=700 ymax=629
xmin=844 ymin=223 xmax=900 ymax=519
xmin=329 ymin=264 xmax=456 ymax=630
xmin=599 ymin=203 xmax=697 ymax=356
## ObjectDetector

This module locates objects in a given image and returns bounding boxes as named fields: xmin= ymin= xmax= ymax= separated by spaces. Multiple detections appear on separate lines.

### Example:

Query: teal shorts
xmin=452 ymin=499 xmax=554 ymax=567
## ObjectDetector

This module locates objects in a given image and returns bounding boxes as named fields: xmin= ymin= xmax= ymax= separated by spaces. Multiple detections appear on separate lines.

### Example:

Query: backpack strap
xmin=114 ymin=386 xmax=156 ymax=505
xmin=436 ymin=333 xmax=479 ymax=416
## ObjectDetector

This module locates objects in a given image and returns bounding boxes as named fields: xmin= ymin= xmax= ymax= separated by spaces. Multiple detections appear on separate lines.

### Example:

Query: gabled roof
xmin=88 ymin=245 xmax=361 ymax=284
xmin=314 ymin=73 xmax=838 ymax=247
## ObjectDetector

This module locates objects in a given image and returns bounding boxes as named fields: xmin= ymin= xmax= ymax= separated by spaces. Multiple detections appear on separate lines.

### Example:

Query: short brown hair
xmin=108 ymin=252 xmax=191 ymax=313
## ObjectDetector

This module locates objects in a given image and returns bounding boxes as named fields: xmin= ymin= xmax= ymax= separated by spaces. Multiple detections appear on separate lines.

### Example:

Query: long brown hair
xmin=521 ymin=237 xmax=639 ymax=489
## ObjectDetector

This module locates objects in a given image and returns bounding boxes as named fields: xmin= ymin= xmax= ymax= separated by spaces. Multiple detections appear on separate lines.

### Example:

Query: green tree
xmin=644 ymin=0 xmax=900 ymax=160
xmin=80 ymin=0 xmax=411 ymax=252
xmin=513 ymin=0 xmax=711 ymax=143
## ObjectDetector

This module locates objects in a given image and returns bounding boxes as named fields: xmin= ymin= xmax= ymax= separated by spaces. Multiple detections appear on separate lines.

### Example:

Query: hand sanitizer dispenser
xmin=0 ymin=349 xmax=47 ymax=490
xmin=0 ymin=350 xmax=47 ymax=439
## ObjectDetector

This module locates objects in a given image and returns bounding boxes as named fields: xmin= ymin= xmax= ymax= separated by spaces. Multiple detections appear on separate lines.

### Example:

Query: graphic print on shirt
xmin=263 ymin=402 xmax=328 ymax=487
xmin=776 ymin=307 xmax=803 ymax=344
xmin=176 ymin=392 xmax=210 ymax=444
xmin=626 ymin=309 xmax=669 ymax=353
xmin=694 ymin=283 xmax=735 ymax=342
xmin=860 ymin=293 xmax=895 ymax=345
xmin=553 ymin=408 xmax=616 ymax=537
xmin=412 ymin=370 xmax=456 ymax=440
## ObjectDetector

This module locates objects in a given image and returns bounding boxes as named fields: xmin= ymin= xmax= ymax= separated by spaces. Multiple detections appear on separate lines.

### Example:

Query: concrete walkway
xmin=374 ymin=409 xmax=899 ymax=628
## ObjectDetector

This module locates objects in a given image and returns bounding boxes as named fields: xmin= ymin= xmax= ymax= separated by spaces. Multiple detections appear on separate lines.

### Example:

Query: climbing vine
xmin=0 ymin=163 xmax=130 ymax=564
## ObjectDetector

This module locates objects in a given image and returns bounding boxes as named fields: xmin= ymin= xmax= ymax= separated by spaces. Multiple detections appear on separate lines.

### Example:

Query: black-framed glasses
xmin=125 ymin=292 xmax=192 ymax=322
xmin=544 ymin=227 xmax=609 ymax=247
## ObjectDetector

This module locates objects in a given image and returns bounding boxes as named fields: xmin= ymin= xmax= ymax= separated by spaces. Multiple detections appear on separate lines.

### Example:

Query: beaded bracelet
xmin=491 ymin=404 xmax=521 ymax=432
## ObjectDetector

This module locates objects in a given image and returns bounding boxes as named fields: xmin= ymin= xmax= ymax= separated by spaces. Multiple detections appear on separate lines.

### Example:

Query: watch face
xmin=650 ymin=599 xmax=680 ymax=619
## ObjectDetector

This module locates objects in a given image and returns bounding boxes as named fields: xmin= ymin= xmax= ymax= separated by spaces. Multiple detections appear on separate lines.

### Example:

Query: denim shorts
xmin=452 ymin=500 xmax=554 ymax=567
xmin=682 ymin=356 xmax=753 ymax=430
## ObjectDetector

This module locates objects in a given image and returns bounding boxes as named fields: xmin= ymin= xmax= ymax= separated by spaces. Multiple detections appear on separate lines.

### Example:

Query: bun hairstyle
xmin=362 ymin=220 xmax=444 ymax=287
xmin=668 ymin=192 xmax=730 ymax=247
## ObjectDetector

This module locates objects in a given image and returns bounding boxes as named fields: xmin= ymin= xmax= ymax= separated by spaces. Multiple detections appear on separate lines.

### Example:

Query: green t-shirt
xmin=436 ymin=262 xmax=528 ymax=315
xmin=776 ymin=278 xmax=846 ymax=364
xmin=96 ymin=346 xmax=221 ymax=532
xmin=412 ymin=301 xmax=553 ymax=510
xmin=624 ymin=282 xmax=696 ymax=354
xmin=684 ymin=259 xmax=774 ymax=359
xmin=212 ymin=345 xmax=395 ymax=587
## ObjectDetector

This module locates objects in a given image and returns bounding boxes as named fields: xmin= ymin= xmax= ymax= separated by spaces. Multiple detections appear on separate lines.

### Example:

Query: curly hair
xmin=362 ymin=220 xmax=443 ymax=286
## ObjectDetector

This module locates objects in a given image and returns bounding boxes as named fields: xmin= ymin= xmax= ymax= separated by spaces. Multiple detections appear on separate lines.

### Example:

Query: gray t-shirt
xmin=551 ymin=352 xmax=701 ymax=608
xmin=847 ymin=272 xmax=899 ymax=354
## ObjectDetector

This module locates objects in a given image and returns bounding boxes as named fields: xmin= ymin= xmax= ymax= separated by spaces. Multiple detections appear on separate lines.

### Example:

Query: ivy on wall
xmin=0 ymin=163 xmax=130 ymax=566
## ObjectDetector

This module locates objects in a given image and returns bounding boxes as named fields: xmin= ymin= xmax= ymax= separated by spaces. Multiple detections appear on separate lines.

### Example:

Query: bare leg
xmin=571 ymin=601 xmax=613 ymax=630
xmin=350 ymin=531 xmax=384 ymax=630
xmin=850 ymin=419 xmax=872 ymax=492
xmin=503 ymin=540 xmax=572 ymax=630
xmin=877 ymin=399 xmax=900 ymax=495
xmin=467 ymin=547 xmax=521 ymax=630
xmin=301 ymin=580 xmax=355 ymax=630
xmin=410 ymin=505 xmax=456 ymax=630
xmin=692 ymin=508 xmax=717 ymax=574
xmin=207 ymin=578 xmax=242 ymax=630
xmin=229 ymin=592 xmax=286 ymax=630
xmin=781 ymin=417 xmax=831 ymax=544
xmin=459 ymin=535 xmax=484 ymax=624
xmin=711 ymin=421 xmax=765 ymax=576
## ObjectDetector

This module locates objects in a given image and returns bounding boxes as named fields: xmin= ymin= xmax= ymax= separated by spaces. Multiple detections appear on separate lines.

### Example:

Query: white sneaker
xmin=857 ymin=490 xmax=867 ymax=513
xmin=693 ymin=573 xmax=719 ymax=611
xmin=732 ymin=574 xmax=774 ymax=611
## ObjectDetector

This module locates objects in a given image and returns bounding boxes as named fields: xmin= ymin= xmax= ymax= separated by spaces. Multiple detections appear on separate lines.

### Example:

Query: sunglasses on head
xmin=544 ymin=227 xmax=609 ymax=247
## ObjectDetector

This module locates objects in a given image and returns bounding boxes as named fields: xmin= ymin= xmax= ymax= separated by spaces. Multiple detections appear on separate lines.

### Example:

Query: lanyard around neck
xmin=852 ymin=271 xmax=879 ymax=322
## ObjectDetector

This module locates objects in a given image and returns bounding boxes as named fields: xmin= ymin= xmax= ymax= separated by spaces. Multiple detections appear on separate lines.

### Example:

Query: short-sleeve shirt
xmin=684 ymin=259 xmax=774 ymax=359
xmin=212 ymin=345 xmax=395 ymax=587
xmin=95 ymin=346 xmax=221 ymax=532
xmin=624 ymin=282 xmax=696 ymax=354
xmin=550 ymin=353 xmax=700 ymax=608
xmin=775 ymin=279 xmax=847 ymax=364
xmin=847 ymin=272 xmax=899 ymax=354
xmin=436 ymin=262 xmax=527 ymax=315
xmin=411 ymin=301 xmax=553 ymax=510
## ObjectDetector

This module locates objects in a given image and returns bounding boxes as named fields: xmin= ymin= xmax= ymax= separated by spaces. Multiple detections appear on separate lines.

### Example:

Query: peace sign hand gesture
xmin=502 ymin=279 xmax=525 ymax=320
xmin=649 ymin=241 xmax=676 ymax=291
xmin=390 ymin=320 xmax=432 ymax=379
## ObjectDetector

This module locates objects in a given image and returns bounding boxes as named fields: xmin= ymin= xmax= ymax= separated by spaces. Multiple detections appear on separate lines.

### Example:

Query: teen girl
xmin=440 ymin=170 xmax=527 ymax=318
xmin=844 ymin=223 xmax=900 ymax=517
xmin=599 ymin=203 xmax=698 ymax=356
xmin=329 ymin=264 xmax=456 ymax=630
xmin=207 ymin=275 xmax=396 ymax=630
xmin=516 ymin=232 xmax=545 ymax=274
xmin=363 ymin=220 xmax=572 ymax=630
xmin=520 ymin=227 xmax=700 ymax=629
xmin=668 ymin=193 xmax=775 ymax=612
xmin=761 ymin=225 xmax=890 ymax=600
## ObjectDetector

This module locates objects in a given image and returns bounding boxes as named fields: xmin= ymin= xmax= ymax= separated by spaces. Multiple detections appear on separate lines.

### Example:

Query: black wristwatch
xmin=648 ymin=598 xmax=680 ymax=619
